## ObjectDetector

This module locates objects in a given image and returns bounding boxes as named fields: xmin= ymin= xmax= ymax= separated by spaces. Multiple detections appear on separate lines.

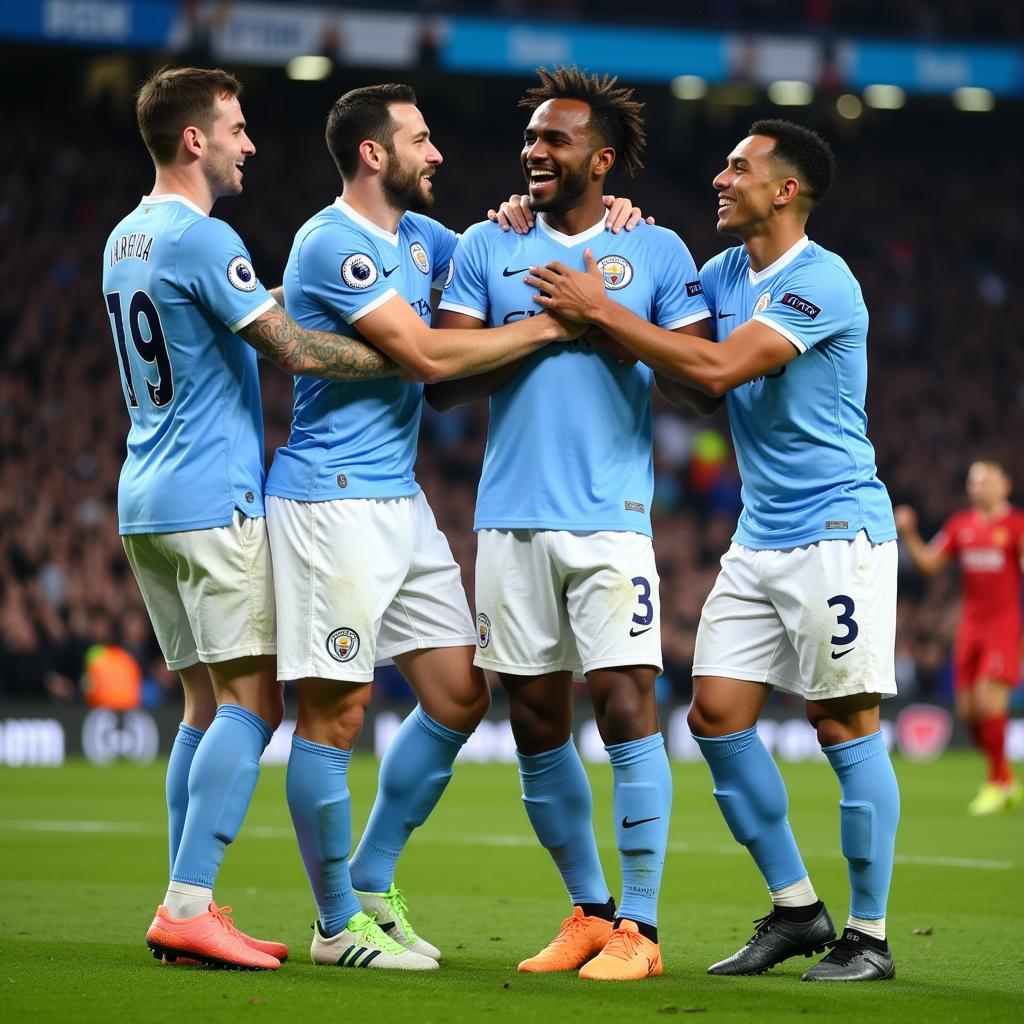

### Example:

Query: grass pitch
xmin=1 ymin=751 xmax=1022 ymax=1022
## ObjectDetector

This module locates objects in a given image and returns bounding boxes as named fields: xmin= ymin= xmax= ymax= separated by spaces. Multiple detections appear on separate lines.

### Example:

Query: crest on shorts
xmin=597 ymin=255 xmax=633 ymax=290
xmin=326 ymin=627 xmax=360 ymax=663
xmin=341 ymin=253 xmax=378 ymax=289
xmin=227 ymin=256 xmax=258 ymax=292
xmin=754 ymin=291 xmax=772 ymax=314
xmin=410 ymin=241 xmax=430 ymax=274
xmin=476 ymin=613 xmax=491 ymax=649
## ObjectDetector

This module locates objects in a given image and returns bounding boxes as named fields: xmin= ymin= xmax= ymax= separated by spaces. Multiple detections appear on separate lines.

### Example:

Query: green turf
xmin=1 ymin=752 xmax=1022 ymax=1022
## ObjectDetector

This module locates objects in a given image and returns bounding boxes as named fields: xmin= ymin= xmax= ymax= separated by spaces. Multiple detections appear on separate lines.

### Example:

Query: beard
xmin=383 ymin=153 xmax=433 ymax=213
xmin=525 ymin=159 xmax=590 ymax=215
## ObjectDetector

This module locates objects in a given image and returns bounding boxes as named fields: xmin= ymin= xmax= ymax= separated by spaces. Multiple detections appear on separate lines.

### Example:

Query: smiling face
xmin=380 ymin=102 xmax=442 ymax=213
xmin=713 ymin=134 xmax=799 ymax=238
xmin=521 ymin=98 xmax=609 ymax=215
xmin=201 ymin=93 xmax=255 ymax=198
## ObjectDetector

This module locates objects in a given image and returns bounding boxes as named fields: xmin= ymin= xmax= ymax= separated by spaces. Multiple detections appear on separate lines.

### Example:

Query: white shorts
xmin=693 ymin=531 xmax=897 ymax=701
xmin=474 ymin=529 xmax=663 ymax=676
xmin=266 ymin=492 xmax=476 ymax=683
xmin=121 ymin=510 xmax=276 ymax=671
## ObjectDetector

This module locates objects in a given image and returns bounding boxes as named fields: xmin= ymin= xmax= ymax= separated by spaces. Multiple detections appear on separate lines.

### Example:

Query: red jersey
xmin=934 ymin=506 xmax=1024 ymax=632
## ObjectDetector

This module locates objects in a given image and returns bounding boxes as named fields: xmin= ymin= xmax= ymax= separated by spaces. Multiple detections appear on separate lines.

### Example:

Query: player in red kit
xmin=895 ymin=459 xmax=1024 ymax=815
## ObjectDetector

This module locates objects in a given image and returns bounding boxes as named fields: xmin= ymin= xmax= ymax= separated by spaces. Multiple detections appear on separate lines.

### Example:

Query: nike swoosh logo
xmin=621 ymin=816 xmax=660 ymax=829
xmin=503 ymin=266 xmax=530 ymax=277
xmin=629 ymin=626 xmax=652 ymax=637
xmin=718 ymin=311 xmax=735 ymax=319
xmin=382 ymin=266 xmax=398 ymax=278
xmin=831 ymin=648 xmax=855 ymax=660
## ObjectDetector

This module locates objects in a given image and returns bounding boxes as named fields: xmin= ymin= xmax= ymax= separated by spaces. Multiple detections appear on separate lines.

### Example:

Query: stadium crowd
xmin=1 ymin=68 xmax=1019 ymax=708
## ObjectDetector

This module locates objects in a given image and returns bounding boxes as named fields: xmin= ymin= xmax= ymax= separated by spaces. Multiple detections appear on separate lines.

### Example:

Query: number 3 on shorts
xmin=631 ymin=576 xmax=654 ymax=626
xmin=827 ymin=594 xmax=859 ymax=647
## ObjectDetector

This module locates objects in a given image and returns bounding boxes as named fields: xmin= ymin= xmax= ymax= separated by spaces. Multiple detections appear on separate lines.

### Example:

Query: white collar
xmin=536 ymin=212 xmax=609 ymax=248
xmin=747 ymin=235 xmax=810 ymax=285
xmin=141 ymin=193 xmax=206 ymax=217
xmin=333 ymin=196 xmax=400 ymax=247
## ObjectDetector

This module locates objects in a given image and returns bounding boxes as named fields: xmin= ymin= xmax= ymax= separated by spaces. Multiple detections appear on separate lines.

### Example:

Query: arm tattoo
xmin=239 ymin=304 xmax=396 ymax=381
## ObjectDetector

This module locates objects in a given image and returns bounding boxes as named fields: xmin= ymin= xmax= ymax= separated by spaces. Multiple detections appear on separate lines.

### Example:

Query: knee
xmin=592 ymin=672 xmax=656 ymax=745
xmin=453 ymin=672 xmax=491 ymax=732
xmin=810 ymin=714 xmax=854 ymax=749
xmin=687 ymin=697 xmax=734 ymax=738
xmin=508 ymin=700 xmax=568 ymax=754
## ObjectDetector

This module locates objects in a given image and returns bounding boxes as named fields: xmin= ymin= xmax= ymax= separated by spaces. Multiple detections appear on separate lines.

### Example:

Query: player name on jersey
xmin=109 ymin=232 xmax=154 ymax=266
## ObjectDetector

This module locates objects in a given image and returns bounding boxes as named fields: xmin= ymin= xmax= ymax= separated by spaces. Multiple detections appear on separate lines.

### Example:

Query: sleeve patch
xmin=341 ymin=253 xmax=379 ymax=289
xmin=227 ymin=256 xmax=258 ymax=292
xmin=685 ymin=280 xmax=702 ymax=297
xmin=781 ymin=292 xmax=821 ymax=319
xmin=443 ymin=257 xmax=455 ymax=291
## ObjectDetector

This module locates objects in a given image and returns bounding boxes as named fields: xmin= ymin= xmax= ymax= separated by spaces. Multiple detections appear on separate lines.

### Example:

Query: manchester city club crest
xmin=410 ymin=241 xmax=430 ymax=274
xmin=754 ymin=291 xmax=772 ymax=314
xmin=476 ymin=612 xmax=491 ymax=649
xmin=596 ymin=254 xmax=633 ymax=290
xmin=326 ymin=627 xmax=360 ymax=663
xmin=341 ymin=253 xmax=378 ymax=289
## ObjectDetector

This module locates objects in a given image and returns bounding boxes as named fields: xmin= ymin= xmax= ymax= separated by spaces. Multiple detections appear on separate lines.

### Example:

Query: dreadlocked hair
xmin=519 ymin=66 xmax=646 ymax=177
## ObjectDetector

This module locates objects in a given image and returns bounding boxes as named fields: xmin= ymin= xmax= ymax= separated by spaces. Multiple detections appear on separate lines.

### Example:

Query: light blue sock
xmin=170 ymin=704 xmax=271 ymax=889
xmin=287 ymin=735 xmax=362 ymax=936
xmin=518 ymin=737 xmax=610 ymax=907
xmin=822 ymin=731 xmax=900 ymax=922
xmin=607 ymin=733 xmax=672 ymax=928
xmin=166 ymin=722 xmax=204 ymax=876
xmin=350 ymin=705 xmax=469 ymax=893
xmin=694 ymin=726 xmax=808 ymax=891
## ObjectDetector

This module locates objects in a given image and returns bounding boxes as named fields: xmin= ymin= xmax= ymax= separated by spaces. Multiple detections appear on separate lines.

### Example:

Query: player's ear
xmin=358 ymin=139 xmax=384 ymax=173
xmin=181 ymin=125 xmax=204 ymax=159
xmin=593 ymin=147 xmax=616 ymax=178
xmin=775 ymin=176 xmax=801 ymax=210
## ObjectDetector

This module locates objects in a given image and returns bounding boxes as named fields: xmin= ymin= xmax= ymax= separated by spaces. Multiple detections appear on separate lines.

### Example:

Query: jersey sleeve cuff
xmin=660 ymin=309 xmax=711 ymax=330
xmin=753 ymin=314 xmax=806 ymax=353
xmin=229 ymin=296 xmax=276 ymax=333
xmin=437 ymin=299 xmax=487 ymax=320
xmin=346 ymin=288 xmax=398 ymax=324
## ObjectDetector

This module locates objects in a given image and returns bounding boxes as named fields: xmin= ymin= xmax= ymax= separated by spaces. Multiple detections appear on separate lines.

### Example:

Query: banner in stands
xmin=0 ymin=701 xmax=1020 ymax=768
xmin=1 ymin=2 xmax=1021 ymax=97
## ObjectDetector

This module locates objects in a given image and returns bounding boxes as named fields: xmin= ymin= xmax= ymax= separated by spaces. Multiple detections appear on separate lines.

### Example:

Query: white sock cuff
xmin=847 ymin=915 xmax=886 ymax=941
xmin=768 ymin=876 xmax=818 ymax=907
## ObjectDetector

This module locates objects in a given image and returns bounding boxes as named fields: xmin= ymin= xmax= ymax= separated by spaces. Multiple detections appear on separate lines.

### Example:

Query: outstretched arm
xmin=353 ymin=293 xmax=578 ymax=385
xmin=239 ymin=303 xmax=396 ymax=381
xmin=527 ymin=249 xmax=796 ymax=396
xmin=423 ymin=309 xmax=525 ymax=411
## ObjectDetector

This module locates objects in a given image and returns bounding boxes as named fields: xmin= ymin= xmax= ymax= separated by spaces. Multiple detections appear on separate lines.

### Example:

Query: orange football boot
xmin=146 ymin=902 xmax=281 ymax=970
xmin=578 ymin=919 xmax=663 ymax=981
xmin=518 ymin=906 xmax=614 ymax=972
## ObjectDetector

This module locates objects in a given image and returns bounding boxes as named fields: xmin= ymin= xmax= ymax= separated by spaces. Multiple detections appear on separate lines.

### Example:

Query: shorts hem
xmin=277 ymin=665 xmax=375 ymax=684
xmin=691 ymin=665 xmax=772 ymax=684
xmin=768 ymin=678 xmax=899 ymax=701
xmin=166 ymin=653 xmax=202 ymax=671
xmin=581 ymin=655 xmax=664 ymax=674
xmin=376 ymin=635 xmax=477 ymax=662
xmin=474 ymin=655 xmax=582 ymax=676
xmin=198 ymin=643 xmax=277 ymax=665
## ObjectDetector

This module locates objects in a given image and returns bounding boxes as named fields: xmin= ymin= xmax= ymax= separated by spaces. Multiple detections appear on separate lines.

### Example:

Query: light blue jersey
xmin=700 ymin=237 xmax=895 ymax=549
xmin=440 ymin=216 xmax=709 ymax=535
xmin=266 ymin=198 xmax=457 ymax=501
xmin=102 ymin=194 xmax=275 ymax=535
